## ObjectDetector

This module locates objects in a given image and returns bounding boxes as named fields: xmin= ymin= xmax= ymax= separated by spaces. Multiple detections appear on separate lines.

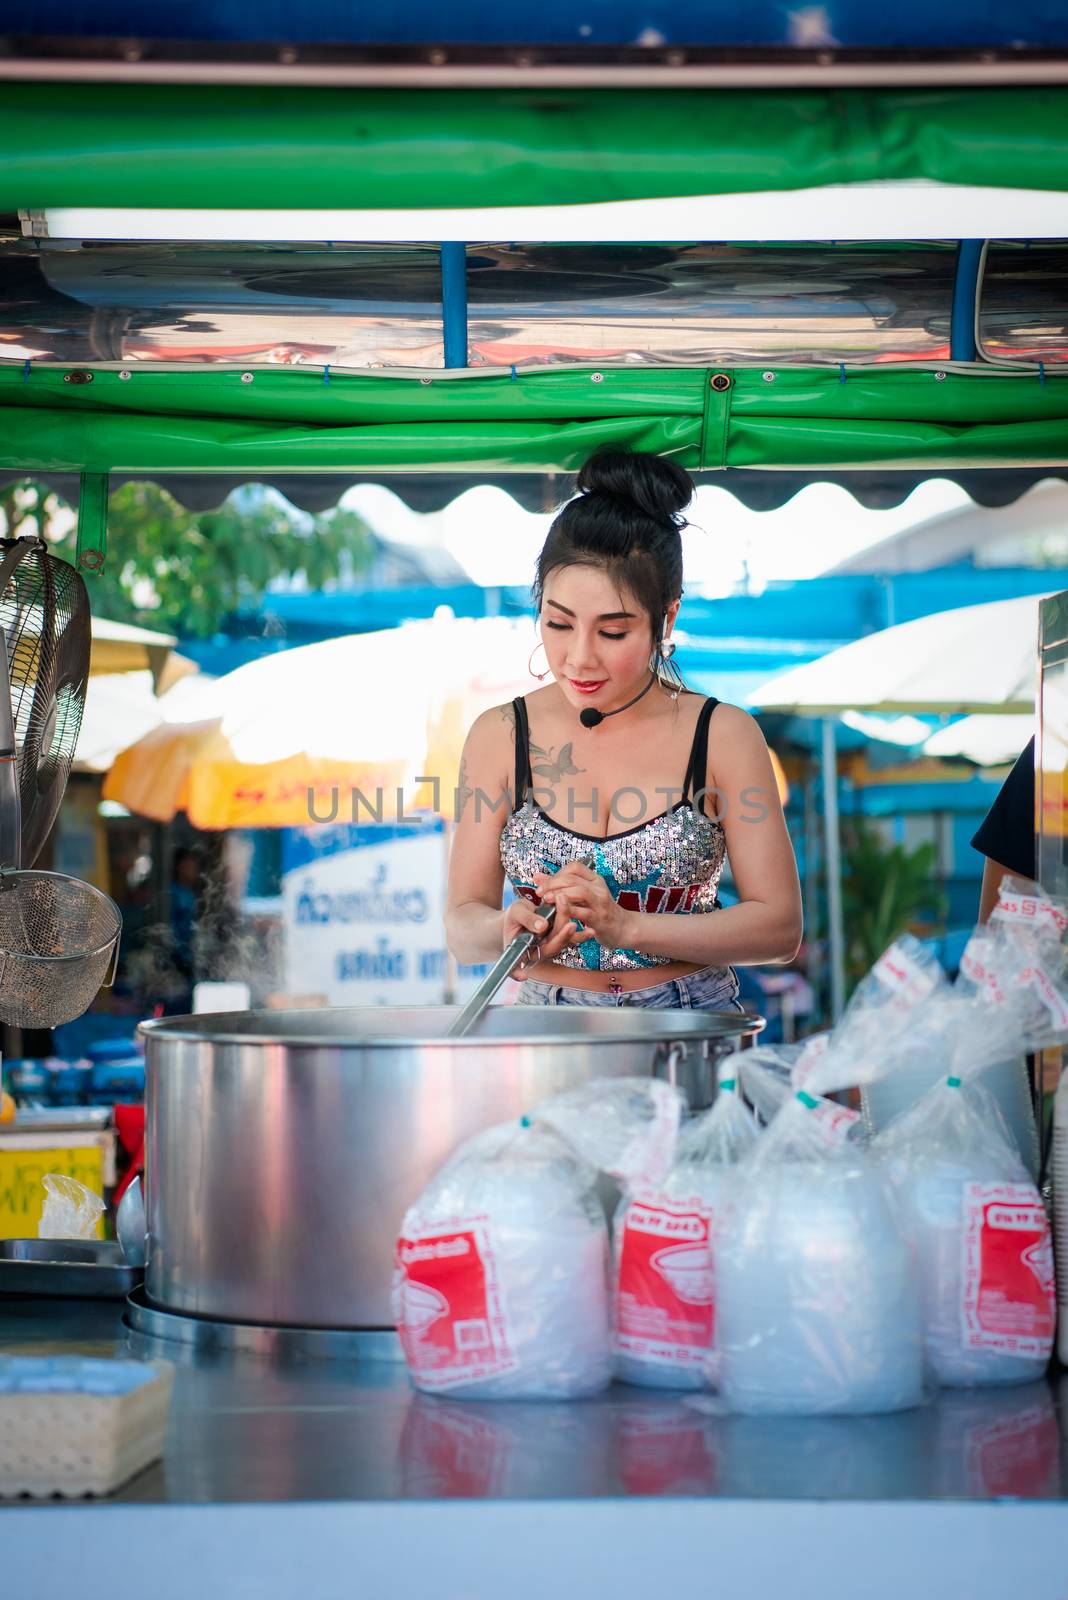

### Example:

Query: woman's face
xmin=540 ymin=563 xmax=678 ymax=716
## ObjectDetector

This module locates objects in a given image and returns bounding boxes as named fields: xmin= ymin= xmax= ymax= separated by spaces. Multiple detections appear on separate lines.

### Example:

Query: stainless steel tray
xmin=0 ymin=1239 xmax=141 ymax=1299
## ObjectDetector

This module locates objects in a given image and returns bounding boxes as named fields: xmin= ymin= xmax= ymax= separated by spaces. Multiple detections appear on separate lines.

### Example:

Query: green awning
xmin=1 ymin=365 xmax=1066 ymax=474
xmin=3 ymin=85 xmax=1068 ymax=209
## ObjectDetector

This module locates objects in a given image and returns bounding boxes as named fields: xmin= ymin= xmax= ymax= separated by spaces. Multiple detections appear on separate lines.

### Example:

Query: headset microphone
xmin=578 ymin=671 xmax=658 ymax=729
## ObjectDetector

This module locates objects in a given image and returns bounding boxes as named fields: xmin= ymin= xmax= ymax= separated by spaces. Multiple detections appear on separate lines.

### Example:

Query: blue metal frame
xmin=950 ymin=239 xmax=984 ymax=363
xmin=9 ymin=2 xmax=1068 ymax=47
xmin=440 ymin=243 xmax=469 ymax=370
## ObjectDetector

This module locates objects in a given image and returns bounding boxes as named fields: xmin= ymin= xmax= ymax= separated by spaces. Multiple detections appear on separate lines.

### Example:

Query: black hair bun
xmin=576 ymin=449 xmax=692 ymax=524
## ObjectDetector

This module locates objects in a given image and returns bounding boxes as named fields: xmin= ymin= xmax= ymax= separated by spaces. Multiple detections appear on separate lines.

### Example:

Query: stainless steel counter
xmin=4 ymin=1300 xmax=1068 ymax=1600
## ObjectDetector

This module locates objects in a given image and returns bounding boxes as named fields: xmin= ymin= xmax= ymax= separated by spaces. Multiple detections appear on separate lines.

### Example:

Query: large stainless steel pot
xmin=140 ymin=1005 xmax=763 ymax=1329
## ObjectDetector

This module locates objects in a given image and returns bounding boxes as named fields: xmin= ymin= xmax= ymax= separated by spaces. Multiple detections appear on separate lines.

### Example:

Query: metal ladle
xmin=116 ymin=1174 xmax=147 ymax=1268
xmin=447 ymin=854 xmax=597 ymax=1038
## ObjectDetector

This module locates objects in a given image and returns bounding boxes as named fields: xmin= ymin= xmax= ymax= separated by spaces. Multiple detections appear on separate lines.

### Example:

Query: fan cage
xmin=0 ymin=539 xmax=91 ymax=867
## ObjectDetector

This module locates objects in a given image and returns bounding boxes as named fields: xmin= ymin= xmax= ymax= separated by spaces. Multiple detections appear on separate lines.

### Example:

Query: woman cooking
xmin=445 ymin=450 xmax=803 ymax=1009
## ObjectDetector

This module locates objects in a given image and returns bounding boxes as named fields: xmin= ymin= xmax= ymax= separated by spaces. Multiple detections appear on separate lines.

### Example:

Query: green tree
xmin=0 ymin=478 xmax=374 ymax=637
xmin=841 ymin=819 xmax=948 ymax=989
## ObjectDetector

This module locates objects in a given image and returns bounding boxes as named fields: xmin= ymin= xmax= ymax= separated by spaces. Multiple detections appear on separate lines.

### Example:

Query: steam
xmin=125 ymin=848 xmax=284 ymax=1013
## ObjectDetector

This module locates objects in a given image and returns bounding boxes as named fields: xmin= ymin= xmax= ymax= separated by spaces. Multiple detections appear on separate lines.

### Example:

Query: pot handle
xmin=656 ymin=1040 xmax=688 ymax=1088
xmin=654 ymin=1038 xmax=719 ymax=1111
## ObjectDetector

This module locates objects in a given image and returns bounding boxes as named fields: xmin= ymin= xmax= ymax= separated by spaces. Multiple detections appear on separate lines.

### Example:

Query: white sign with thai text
xmin=281 ymin=821 xmax=497 ymax=1006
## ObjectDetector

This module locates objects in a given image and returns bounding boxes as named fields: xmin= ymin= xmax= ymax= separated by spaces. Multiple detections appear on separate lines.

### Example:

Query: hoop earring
xmin=528 ymin=642 xmax=550 ymax=681
xmin=655 ymin=638 xmax=684 ymax=699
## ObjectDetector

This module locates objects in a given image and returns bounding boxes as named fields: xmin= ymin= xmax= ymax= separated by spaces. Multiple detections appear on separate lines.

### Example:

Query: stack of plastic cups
xmin=716 ymin=1157 xmax=923 ymax=1416
xmin=904 ymin=1160 xmax=1049 ymax=1387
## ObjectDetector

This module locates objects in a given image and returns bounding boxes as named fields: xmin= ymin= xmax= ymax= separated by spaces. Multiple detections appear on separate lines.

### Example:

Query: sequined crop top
xmin=499 ymin=695 xmax=727 ymax=971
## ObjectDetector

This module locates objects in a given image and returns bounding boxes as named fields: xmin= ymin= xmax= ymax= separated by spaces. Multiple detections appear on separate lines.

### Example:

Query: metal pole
xmin=821 ymin=717 xmax=846 ymax=1023
xmin=950 ymin=239 xmax=984 ymax=363
xmin=440 ymin=242 xmax=469 ymax=369
xmin=442 ymin=818 xmax=458 ymax=1005
xmin=803 ymin=748 xmax=821 ymax=998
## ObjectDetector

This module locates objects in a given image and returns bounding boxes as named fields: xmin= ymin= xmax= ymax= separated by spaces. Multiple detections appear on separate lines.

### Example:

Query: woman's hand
xmin=533 ymin=863 xmax=633 ymax=953
xmin=502 ymin=895 xmax=577 ymax=975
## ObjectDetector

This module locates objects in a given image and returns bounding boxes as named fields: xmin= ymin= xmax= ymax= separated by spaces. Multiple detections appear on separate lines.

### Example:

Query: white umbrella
xmin=840 ymin=711 xmax=932 ymax=748
xmin=750 ymin=592 xmax=1045 ymax=1021
xmin=923 ymin=714 xmax=1034 ymax=768
xmin=76 ymin=669 xmax=217 ymax=773
xmin=75 ymin=671 xmax=165 ymax=772
xmin=750 ymin=594 xmax=1043 ymax=717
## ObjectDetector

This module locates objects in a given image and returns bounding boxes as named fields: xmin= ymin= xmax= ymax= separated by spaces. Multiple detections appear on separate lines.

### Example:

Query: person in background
xmin=972 ymin=737 xmax=1035 ymax=923
xmin=169 ymin=846 xmax=202 ymax=1005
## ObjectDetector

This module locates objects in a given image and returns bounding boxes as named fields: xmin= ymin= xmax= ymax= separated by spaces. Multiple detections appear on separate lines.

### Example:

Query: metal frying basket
xmin=0 ymin=868 xmax=121 ymax=1028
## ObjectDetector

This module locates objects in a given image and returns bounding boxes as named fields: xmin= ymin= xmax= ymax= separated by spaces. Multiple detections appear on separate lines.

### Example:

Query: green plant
xmin=841 ymin=820 xmax=947 ymax=989
xmin=0 ymin=478 xmax=374 ymax=638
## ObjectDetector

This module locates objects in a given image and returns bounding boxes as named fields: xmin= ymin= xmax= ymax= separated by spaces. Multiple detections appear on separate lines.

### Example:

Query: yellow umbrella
xmin=104 ymin=615 xmax=538 ymax=828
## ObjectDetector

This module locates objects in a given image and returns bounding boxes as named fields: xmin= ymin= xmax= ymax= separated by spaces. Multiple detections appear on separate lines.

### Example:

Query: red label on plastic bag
xmin=791 ymin=1033 xmax=830 ymax=1090
xmin=795 ymin=1090 xmax=861 ymax=1145
xmin=960 ymin=1184 xmax=1055 ymax=1358
xmin=395 ymin=1218 xmax=517 ymax=1390
xmin=807 ymin=1097 xmax=861 ymax=1144
xmin=959 ymin=947 xmax=1009 ymax=1006
xmin=612 ymin=1081 xmax=682 ymax=1190
xmin=991 ymin=890 xmax=1068 ymax=937
xmin=614 ymin=1196 xmax=714 ymax=1369
xmin=872 ymin=947 xmax=935 ymax=1007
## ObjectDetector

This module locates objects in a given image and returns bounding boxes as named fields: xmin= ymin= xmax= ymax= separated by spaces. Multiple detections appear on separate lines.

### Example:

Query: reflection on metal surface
xmin=465 ymin=243 xmax=956 ymax=367
xmin=0 ymin=237 xmax=959 ymax=369
xmin=979 ymin=241 xmax=1068 ymax=364
xmin=0 ymin=239 xmax=445 ymax=367
xmin=931 ymin=1383 xmax=1060 ymax=1499
xmin=6 ymin=1297 xmax=1068 ymax=1507
xmin=400 ymin=1392 xmax=620 ymax=1498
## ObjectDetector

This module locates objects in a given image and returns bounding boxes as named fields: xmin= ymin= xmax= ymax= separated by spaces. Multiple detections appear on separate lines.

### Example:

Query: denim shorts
xmin=513 ymin=963 xmax=744 ymax=1011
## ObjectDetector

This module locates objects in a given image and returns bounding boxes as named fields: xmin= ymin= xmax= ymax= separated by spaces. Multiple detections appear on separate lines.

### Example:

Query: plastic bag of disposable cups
xmin=812 ymin=911 xmax=1061 ymax=1391
xmin=610 ymin=1064 xmax=760 ymax=1391
xmin=713 ymin=1077 xmax=924 ymax=1417
xmin=393 ymin=1078 xmax=684 ymax=1400
xmin=874 ymin=1020 xmax=1056 ymax=1390
xmin=859 ymin=889 xmax=1068 ymax=1179
xmin=949 ymin=875 xmax=1068 ymax=1177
